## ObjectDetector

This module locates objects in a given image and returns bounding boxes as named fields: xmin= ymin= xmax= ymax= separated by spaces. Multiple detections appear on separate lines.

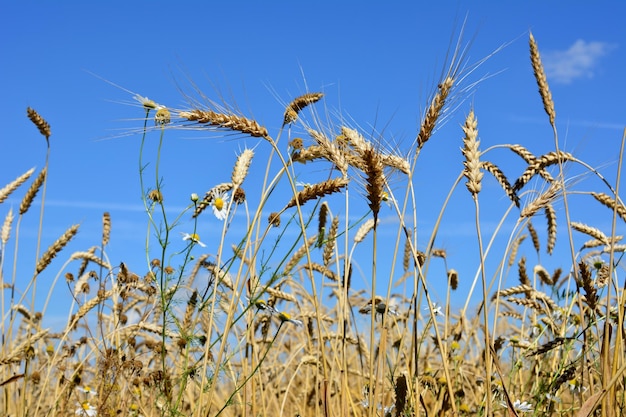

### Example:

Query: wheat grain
xmin=284 ymin=235 xmax=318 ymax=275
xmin=179 ymin=109 xmax=269 ymax=139
xmin=529 ymin=32 xmax=556 ymax=126
xmin=0 ymin=167 xmax=35 ymax=204
xmin=508 ymin=234 xmax=526 ymax=267
xmin=69 ymin=251 xmax=111 ymax=270
xmin=570 ymin=222 xmax=609 ymax=245
xmin=26 ymin=107 xmax=51 ymax=140
xmin=518 ymin=256 xmax=530 ymax=287
xmin=283 ymin=92 xmax=324 ymax=126
xmin=323 ymin=215 xmax=339 ymax=267
xmin=35 ymin=224 xmax=80 ymax=275
xmin=2 ymin=208 xmax=13 ymax=244
xmin=520 ymin=181 xmax=560 ymax=218
xmin=285 ymin=178 xmax=349 ymax=209
xmin=591 ymin=192 xmax=626 ymax=222
xmin=545 ymin=204 xmax=557 ymax=255
xmin=231 ymin=148 xmax=254 ymax=187
xmin=527 ymin=221 xmax=540 ymax=253
xmin=102 ymin=212 xmax=111 ymax=247
xmin=481 ymin=160 xmax=519 ymax=206
xmin=307 ymin=129 xmax=349 ymax=173
xmin=362 ymin=146 xmax=385 ymax=221
xmin=417 ymin=76 xmax=454 ymax=149
xmin=513 ymin=151 xmax=574 ymax=192
xmin=354 ymin=218 xmax=377 ymax=243
xmin=461 ymin=110 xmax=482 ymax=195
xmin=19 ymin=167 xmax=47 ymax=215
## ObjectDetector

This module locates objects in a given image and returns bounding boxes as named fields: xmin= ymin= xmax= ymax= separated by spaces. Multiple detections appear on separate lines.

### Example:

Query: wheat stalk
xmin=35 ymin=224 xmax=80 ymax=275
xmin=529 ymin=32 xmax=556 ymax=127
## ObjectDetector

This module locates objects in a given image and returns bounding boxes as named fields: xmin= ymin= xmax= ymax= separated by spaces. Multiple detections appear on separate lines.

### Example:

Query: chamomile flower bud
xmin=190 ymin=193 xmax=199 ymax=202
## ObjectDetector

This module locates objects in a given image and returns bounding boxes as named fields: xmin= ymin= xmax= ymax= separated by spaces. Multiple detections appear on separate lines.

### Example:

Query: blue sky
xmin=1 ymin=2 xmax=625 ymax=326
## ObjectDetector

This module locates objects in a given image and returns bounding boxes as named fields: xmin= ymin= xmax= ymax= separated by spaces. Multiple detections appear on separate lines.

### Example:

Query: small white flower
xmin=500 ymin=399 xmax=533 ymax=413
xmin=75 ymin=401 xmax=97 ymax=416
xmin=181 ymin=233 xmax=207 ymax=247
xmin=212 ymin=191 xmax=229 ymax=221
xmin=425 ymin=302 xmax=443 ymax=317
xmin=252 ymin=299 xmax=277 ymax=315
xmin=78 ymin=386 xmax=97 ymax=396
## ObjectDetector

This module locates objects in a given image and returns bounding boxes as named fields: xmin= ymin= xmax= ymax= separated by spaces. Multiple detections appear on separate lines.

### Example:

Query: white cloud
xmin=542 ymin=39 xmax=617 ymax=84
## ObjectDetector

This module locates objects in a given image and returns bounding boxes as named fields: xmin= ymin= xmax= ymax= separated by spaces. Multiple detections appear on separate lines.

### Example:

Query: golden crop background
xmin=1 ymin=32 xmax=625 ymax=417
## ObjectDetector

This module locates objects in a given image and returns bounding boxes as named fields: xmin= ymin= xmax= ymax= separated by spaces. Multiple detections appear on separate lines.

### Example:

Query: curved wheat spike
xmin=0 ymin=168 xmax=35 ymax=204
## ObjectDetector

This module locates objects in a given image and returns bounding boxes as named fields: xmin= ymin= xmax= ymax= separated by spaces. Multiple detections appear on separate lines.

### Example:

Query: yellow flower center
xmin=189 ymin=233 xmax=200 ymax=242
xmin=214 ymin=198 xmax=224 ymax=211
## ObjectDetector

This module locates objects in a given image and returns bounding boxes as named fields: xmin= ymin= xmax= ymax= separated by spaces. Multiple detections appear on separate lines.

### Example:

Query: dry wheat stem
xmin=0 ymin=168 xmax=35 ymax=204
xmin=35 ymin=224 xmax=80 ymax=275
xmin=179 ymin=109 xmax=269 ymax=139
xmin=19 ymin=167 xmax=47 ymax=215
xmin=529 ymin=32 xmax=556 ymax=126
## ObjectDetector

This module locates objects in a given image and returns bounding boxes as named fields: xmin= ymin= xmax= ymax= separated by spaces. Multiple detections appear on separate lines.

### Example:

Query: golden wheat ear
xmin=283 ymin=92 xmax=324 ymax=126
xmin=26 ymin=107 xmax=51 ymax=141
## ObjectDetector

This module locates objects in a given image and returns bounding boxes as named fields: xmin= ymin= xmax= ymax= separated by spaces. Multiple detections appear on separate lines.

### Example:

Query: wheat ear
xmin=529 ymin=32 xmax=556 ymax=127
xmin=417 ymin=76 xmax=454 ymax=149
xmin=35 ymin=224 xmax=80 ymax=275
xmin=19 ymin=167 xmax=47 ymax=215
xmin=26 ymin=107 xmax=51 ymax=140
xmin=362 ymin=146 xmax=385 ymax=222
xmin=102 ymin=212 xmax=111 ymax=247
xmin=283 ymin=92 xmax=324 ymax=126
xmin=2 ymin=209 xmax=14 ymax=245
xmin=179 ymin=109 xmax=269 ymax=139
xmin=591 ymin=192 xmax=626 ymax=222
xmin=481 ymin=161 xmax=519 ymax=206
xmin=0 ymin=168 xmax=35 ymax=204
xmin=231 ymin=148 xmax=254 ymax=187
xmin=461 ymin=110 xmax=482 ymax=196
xmin=285 ymin=178 xmax=349 ymax=209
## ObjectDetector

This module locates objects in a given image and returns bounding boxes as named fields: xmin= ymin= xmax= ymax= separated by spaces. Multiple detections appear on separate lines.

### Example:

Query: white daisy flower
xmin=181 ymin=232 xmax=207 ymax=247
xmin=212 ymin=191 xmax=229 ymax=221
xmin=425 ymin=302 xmax=443 ymax=317
xmin=75 ymin=401 xmax=97 ymax=416
xmin=500 ymin=399 xmax=533 ymax=412
xmin=78 ymin=386 xmax=97 ymax=396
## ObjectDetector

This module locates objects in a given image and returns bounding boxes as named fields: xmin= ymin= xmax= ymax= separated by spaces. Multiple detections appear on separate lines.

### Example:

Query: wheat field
xmin=1 ymin=32 xmax=625 ymax=417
